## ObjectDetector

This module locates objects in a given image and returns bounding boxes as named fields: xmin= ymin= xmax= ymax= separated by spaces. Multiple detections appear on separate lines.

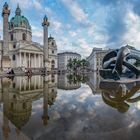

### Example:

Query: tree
xmin=67 ymin=58 xmax=89 ymax=71
xmin=81 ymin=59 xmax=89 ymax=69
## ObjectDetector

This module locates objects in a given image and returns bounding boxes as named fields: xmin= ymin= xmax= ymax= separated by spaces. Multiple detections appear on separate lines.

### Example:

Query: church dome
xmin=9 ymin=5 xmax=31 ymax=30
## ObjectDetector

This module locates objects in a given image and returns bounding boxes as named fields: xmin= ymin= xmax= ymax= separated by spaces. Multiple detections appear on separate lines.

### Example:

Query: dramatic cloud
xmin=31 ymin=25 xmax=43 ymax=44
xmin=10 ymin=0 xmax=43 ymax=10
xmin=61 ymin=0 xmax=87 ymax=22
xmin=1 ymin=0 xmax=140 ymax=57
xmin=122 ymin=9 xmax=140 ymax=49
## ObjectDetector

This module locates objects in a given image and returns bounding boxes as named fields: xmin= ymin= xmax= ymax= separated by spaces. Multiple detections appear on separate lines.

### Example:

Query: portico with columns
xmin=15 ymin=51 xmax=43 ymax=68
xmin=11 ymin=43 xmax=44 ymax=68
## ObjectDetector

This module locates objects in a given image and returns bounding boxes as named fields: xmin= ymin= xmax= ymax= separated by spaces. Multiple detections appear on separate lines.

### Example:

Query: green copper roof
xmin=9 ymin=5 xmax=31 ymax=30
xmin=9 ymin=15 xmax=31 ymax=30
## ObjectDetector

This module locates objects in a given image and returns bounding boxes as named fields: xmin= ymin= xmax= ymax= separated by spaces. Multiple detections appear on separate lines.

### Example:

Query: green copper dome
xmin=9 ymin=5 xmax=31 ymax=30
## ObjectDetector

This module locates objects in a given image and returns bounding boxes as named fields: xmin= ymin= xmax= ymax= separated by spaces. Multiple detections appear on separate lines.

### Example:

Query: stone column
xmin=19 ymin=52 xmax=21 ymax=67
xmin=36 ymin=54 xmax=37 ymax=68
xmin=29 ymin=78 xmax=30 ymax=90
xmin=39 ymin=54 xmax=40 ymax=68
xmin=34 ymin=53 xmax=36 ymax=68
xmin=24 ymin=52 xmax=26 ymax=67
xmin=42 ymin=77 xmax=49 ymax=125
xmin=16 ymin=54 xmax=18 ymax=67
xmin=42 ymin=15 xmax=49 ymax=73
xmin=29 ymin=53 xmax=30 ymax=68
xmin=2 ymin=2 xmax=10 ymax=57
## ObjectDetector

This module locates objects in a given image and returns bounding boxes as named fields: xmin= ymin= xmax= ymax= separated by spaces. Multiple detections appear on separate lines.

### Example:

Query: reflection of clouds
xmin=31 ymin=99 xmax=43 ymax=114
xmin=135 ymin=102 xmax=140 ymax=110
xmin=51 ymin=111 xmax=61 ymax=120
xmin=128 ymin=121 xmax=137 ymax=128
xmin=19 ymin=83 xmax=140 ymax=140
xmin=76 ymin=89 xmax=91 ymax=103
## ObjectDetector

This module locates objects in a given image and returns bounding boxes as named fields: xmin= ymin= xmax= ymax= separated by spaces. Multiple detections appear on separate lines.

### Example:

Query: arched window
xmin=22 ymin=33 xmax=26 ymax=40
xmin=23 ymin=102 xmax=26 ymax=109
xmin=11 ymin=34 xmax=13 ymax=41
xmin=13 ymin=44 xmax=16 ymax=49
xmin=51 ymin=60 xmax=55 ymax=69
xmin=11 ymin=23 xmax=13 ymax=28
xmin=52 ymin=60 xmax=55 ymax=64
xmin=12 ymin=55 xmax=16 ymax=60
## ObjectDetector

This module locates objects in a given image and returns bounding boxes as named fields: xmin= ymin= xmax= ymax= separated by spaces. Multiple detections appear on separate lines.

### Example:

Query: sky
xmin=0 ymin=0 xmax=140 ymax=57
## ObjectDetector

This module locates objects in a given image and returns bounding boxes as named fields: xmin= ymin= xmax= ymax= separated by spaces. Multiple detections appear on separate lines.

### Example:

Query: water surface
xmin=0 ymin=73 xmax=140 ymax=140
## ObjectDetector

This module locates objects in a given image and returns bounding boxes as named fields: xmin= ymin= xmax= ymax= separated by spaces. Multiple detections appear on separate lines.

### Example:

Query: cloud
xmin=122 ymin=9 xmax=140 ymax=49
xmin=50 ymin=20 xmax=62 ymax=32
xmin=45 ymin=7 xmax=53 ymax=17
xmin=56 ymin=37 xmax=69 ymax=51
xmin=10 ymin=0 xmax=43 ymax=10
xmin=69 ymin=31 xmax=77 ymax=37
xmin=77 ymin=38 xmax=93 ymax=57
xmin=61 ymin=0 xmax=87 ymax=22
xmin=32 ymin=0 xmax=43 ymax=10
xmin=10 ymin=0 xmax=32 ymax=8
xmin=31 ymin=24 xmax=43 ymax=44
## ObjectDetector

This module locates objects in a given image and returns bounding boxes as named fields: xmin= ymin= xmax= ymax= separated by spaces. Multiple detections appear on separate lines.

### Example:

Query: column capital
xmin=2 ymin=2 xmax=10 ymax=16
xmin=42 ymin=15 xmax=49 ymax=27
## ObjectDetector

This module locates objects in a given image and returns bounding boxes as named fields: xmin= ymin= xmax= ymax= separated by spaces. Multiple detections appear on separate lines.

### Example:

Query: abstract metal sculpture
xmin=100 ymin=46 xmax=140 ymax=80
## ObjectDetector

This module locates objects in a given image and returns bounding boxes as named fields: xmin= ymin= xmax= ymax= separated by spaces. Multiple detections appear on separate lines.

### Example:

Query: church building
xmin=0 ymin=2 xmax=57 ymax=71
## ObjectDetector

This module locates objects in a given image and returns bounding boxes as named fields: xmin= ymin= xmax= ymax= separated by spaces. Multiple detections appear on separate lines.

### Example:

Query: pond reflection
xmin=57 ymin=73 xmax=81 ymax=90
xmin=100 ymin=81 xmax=140 ymax=113
xmin=0 ymin=73 xmax=140 ymax=139
xmin=0 ymin=75 xmax=57 ymax=139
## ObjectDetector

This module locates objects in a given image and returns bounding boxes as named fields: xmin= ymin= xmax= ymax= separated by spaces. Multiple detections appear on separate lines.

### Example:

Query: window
xmin=23 ymin=102 xmax=26 ymax=109
xmin=11 ymin=23 xmax=13 ymax=28
xmin=22 ymin=33 xmax=26 ymax=40
xmin=52 ymin=42 xmax=54 ymax=46
xmin=51 ymin=60 xmax=55 ymax=69
xmin=13 ymin=44 xmax=16 ymax=49
xmin=11 ymin=34 xmax=13 ymax=41
xmin=12 ymin=55 xmax=16 ymax=60
xmin=11 ymin=102 xmax=14 ymax=110
xmin=13 ymin=83 xmax=16 ymax=88
xmin=52 ymin=50 xmax=54 ymax=54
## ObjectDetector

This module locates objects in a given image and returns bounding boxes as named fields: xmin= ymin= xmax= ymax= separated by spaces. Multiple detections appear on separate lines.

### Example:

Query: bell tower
xmin=42 ymin=15 xmax=49 ymax=73
xmin=2 ymin=2 xmax=11 ymax=68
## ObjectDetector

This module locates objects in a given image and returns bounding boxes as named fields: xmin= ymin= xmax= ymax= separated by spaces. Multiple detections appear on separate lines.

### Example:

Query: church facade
xmin=0 ymin=2 xmax=57 ymax=71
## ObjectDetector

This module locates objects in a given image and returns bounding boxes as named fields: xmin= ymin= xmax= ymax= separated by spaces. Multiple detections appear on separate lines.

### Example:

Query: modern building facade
xmin=58 ymin=52 xmax=81 ymax=71
xmin=0 ymin=2 xmax=57 ymax=71
xmin=87 ymin=48 xmax=111 ymax=71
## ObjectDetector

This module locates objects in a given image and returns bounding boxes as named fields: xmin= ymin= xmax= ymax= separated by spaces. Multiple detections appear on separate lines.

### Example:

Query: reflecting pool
xmin=0 ymin=73 xmax=140 ymax=140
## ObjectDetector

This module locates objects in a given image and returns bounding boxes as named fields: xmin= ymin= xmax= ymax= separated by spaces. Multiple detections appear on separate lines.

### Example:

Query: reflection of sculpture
xmin=100 ymin=46 xmax=140 ymax=80
xmin=100 ymin=81 xmax=140 ymax=113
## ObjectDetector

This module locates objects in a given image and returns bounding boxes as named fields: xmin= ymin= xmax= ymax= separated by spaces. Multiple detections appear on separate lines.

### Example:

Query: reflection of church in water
xmin=0 ymin=75 xmax=57 ymax=139
xmin=0 ymin=73 xmax=104 ymax=139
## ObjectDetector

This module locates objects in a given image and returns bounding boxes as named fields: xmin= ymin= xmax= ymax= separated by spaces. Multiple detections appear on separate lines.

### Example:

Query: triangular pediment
xmin=18 ymin=43 xmax=43 ymax=52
